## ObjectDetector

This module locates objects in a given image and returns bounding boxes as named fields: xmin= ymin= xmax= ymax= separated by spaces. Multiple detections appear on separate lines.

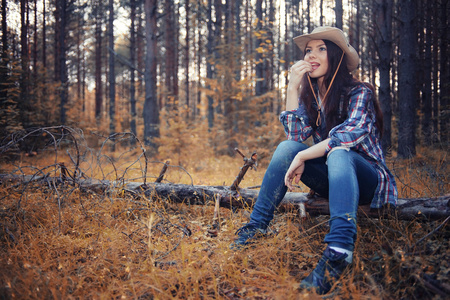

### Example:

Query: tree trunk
xmin=374 ymin=0 xmax=393 ymax=154
xmin=319 ymin=0 xmax=324 ymax=26
xmin=185 ymin=0 xmax=190 ymax=118
xmin=20 ymin=0 xmax=30 ymax=127
xmin=440 ymin=0 xmax=449 ymax=143
xmin=129 ymin=0 xmax=137 ymax=140
xmin=42 ymin=0 xmax=46 ymax=69
xmin=108 ymin=0 xmax=116 ymax=140
xmin=59 ymin=0 xmax=68 ymax=125
xmin=164 ymin=0 xmax=178 ymax=106
xmin=335 ymin=0 xmax=343 ymax=29
xmin=206 ymin=0 xmax=214 ymax=128
xmin=397 ymin=0 xmax=417 ymax=158
xmin=255 ymin=0 xmax=264 ymax=97
xmin=94 ymin=0 xmax=103 ymax=122
xmin=0 ymin=0 xmax=7 ymax=104
xmin=421 ymin=0 xmax=432 ymax=144
xmin=143 ymin=0 xmax=159 ymax=150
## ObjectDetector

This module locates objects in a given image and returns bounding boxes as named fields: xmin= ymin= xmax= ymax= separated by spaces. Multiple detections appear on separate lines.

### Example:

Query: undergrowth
xmin=0 ymin=127 xmax=448 ymax=299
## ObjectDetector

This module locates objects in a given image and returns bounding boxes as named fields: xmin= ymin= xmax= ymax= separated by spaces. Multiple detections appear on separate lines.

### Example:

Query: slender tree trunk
xmin=213 ymin=0 xmax=222 ymax=114
xmin=375 ymin=0 xmax=393 ymax=154
xmin=108 ymin=0 xmax=116 ymax=139
xmin=94 ymin=1 xmax=103 ymax=121
xmin=143 ymin=0 xmax=159 ymax=149
xmin=206 ymin=0 xmax=214 ymax=128
xmin=164 ymin=0 xmax=178 ymax=106
xmin=42 ymin=0 xmax=46 ymax=69
xmin=59 ymin=0 xmax=68 ymax=125
xmin=422 ymin=0 xmax=432 ymax=144
xmin=335 ymin=0 xmax=343 ymax=29
xmin=0 ymin=0 xmax=7 ymax=103
xmin=306 ymin=0 xmax=311 ymax=32
xmin=440 ymin=0 xmax=449 ymax=143
xmin=354 ymin=0 xmax=360 ymax=53
xmin=320 ymin=0 xmax=324 ymax=26
xmin=432 ymin=0 xmax=439 ymax=142
xmin=137 ymin=3 xmax=144 ymax=95
xmin=196 ymin=0 xmax=202 ymax=119
xmin=185 ymin=0 xmax=190 ymax=118
xmin=33 ymin=0 xmax=37 ymax=80
xmin=76 ymin=0 xmax=82 ymax=103
xmin=397 ymin=0 xmax=417 ymax=158
xmin=129 ymin=0 xmax=137 ymax=140
xmin=20 ymin=0 xmax=30 ymax=126
xmin=255 ymin=0 xmax=264 ymax=96
xmin=54 ymin=0 xmax=60 ymax=83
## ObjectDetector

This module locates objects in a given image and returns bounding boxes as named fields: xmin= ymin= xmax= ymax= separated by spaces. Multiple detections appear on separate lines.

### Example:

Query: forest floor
xmin=0 ymin=132 xmax=449 ymax=299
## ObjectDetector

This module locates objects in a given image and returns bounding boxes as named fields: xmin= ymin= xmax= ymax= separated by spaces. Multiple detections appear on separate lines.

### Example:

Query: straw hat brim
xmin=293 ymin=27 xmax=360 ymax=71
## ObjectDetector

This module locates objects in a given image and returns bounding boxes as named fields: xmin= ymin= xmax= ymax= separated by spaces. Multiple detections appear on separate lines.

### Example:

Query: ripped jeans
xmin=248 ymin=140 xmax=378 ymax=251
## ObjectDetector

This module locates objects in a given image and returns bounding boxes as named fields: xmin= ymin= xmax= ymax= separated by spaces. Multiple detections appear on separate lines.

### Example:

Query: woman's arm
xmin=284 ymin=138 xmax=330 ymax=190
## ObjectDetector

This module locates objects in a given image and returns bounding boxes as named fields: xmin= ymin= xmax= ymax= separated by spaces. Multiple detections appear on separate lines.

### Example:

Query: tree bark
xmin=439 ymin=0 xmax=449 ymax=143
xmin=143 ymin=0 xmax=159 ymax=149
xmin=335 ymin=0 xmax=343 ymax=29
xmin=422 ymin=0 xmax=432 ymax=144
xmin=255 ymin=0 xmax=265 ymax=97
xmin=94 ymin=0 xmax=103 ymax=122
xmin=0 ymin=0 xmax=7 ymax=104
xmin=185 ymin=0 xmax=190 ymax=118
xmin=108 ymin=0 xmax=116 ymax=141
xmin=58 ymin=0 xmax=68 ymax=125
xmin=397 ymin=0 xmax=417 ymax=158
xmin=206 ymin=0 xmax=214 ymax=128
xmin=374 ymin=0 xmax=393 ymax=154
xmin=129 ymin=0 xmax=137 ymax=140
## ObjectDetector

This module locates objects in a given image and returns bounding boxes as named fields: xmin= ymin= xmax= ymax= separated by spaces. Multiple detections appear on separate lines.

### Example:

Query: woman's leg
xmin=324 ymin=149 xmax=379 ymax=250
xmin=248 ymin=140 xmax=328 ymax=228
xmin=232 ymin=140 xmax=329 ymax=248
xmin=300 ymin=149 xmax=379 ymax=294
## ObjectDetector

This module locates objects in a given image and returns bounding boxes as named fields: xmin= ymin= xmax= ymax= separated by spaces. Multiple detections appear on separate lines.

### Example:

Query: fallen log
xmin=1 ymin=174 xmax=448 ymax=220
xmin=136 ymin=182 xmax=450 ymax=220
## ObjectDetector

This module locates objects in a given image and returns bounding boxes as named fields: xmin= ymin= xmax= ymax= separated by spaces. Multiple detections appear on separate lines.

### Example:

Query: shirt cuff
xmin=325 ymin=136 xmax=342 ymax=154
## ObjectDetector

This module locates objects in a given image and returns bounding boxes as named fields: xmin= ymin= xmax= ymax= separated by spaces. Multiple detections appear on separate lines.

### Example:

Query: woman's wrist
xmin=294 ymin=152 xmax=305 ymax=162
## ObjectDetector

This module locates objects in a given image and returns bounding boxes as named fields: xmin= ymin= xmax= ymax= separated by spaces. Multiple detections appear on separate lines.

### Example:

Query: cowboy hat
xmin=293 ymin=26 xmax=360 ymax=71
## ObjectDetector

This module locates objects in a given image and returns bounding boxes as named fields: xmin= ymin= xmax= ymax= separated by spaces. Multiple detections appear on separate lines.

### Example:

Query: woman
xmin=231 ymin=27 xmax=398 ymax=294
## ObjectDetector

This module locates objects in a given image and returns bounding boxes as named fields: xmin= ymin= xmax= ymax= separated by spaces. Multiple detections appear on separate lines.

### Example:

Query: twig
xmin=155 ymin=161 xmax=170 ymax=183
xmin=230 ymin=148 xmax=258 ymax=191
xmin=407 ymin=215 xmax=450 ymax=254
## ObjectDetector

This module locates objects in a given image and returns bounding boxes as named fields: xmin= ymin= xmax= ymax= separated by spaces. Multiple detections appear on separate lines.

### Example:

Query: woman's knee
xmin=271 ymin=140 xmax=308 ymax=166
xmin=327 ymin=148 xmax=356 ymax=167
xmin=276 ymin=140 xmax=308 ymax=155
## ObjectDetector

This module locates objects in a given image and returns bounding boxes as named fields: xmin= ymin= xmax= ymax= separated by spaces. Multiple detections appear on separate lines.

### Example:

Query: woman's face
xmin=304 ymin=39 xmax=329 ymax=80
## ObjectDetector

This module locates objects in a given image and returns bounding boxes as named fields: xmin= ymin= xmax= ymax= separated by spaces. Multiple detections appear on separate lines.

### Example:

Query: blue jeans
xmin=248 ymin=140 xmax=378 ymax=251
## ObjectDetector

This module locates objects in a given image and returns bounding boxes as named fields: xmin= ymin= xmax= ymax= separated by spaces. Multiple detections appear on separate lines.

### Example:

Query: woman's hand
xmin=286 ymin=60 xmax=313 ymax=111
xmin=284 ymin=153 xmax=306 ymax=191
xmin=288 ymin=60 xmax=312 ymax=91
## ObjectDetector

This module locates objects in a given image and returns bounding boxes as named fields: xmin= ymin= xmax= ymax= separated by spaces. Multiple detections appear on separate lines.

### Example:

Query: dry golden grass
xmin=0 ymin=130 xmax=448 ymax=299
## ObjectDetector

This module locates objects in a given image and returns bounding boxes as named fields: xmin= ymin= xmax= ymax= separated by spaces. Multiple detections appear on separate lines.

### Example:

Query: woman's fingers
xmin=284 ymin=158 xmax=306 ymax=191
xmin=290 ymin=60 xmax=312 ymax=77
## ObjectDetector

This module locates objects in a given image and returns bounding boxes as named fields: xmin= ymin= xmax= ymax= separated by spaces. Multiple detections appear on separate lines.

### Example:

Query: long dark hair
xmin=299 ymin=40 xmax=384 ymax=137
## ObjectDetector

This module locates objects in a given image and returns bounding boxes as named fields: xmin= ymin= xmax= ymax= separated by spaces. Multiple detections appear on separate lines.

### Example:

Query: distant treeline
xmin=0 ymin=0 xmax=448 ymax=157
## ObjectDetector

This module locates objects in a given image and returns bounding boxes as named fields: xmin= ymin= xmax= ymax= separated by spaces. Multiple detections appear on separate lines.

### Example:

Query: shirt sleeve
xmin=326 ymin=84 xmax=376 ymax=154
xmin=279 ymin=102 xmax=313 ymax=142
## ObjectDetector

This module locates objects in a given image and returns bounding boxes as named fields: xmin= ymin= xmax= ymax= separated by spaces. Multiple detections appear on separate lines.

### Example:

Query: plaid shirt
xmin=279 ymin=83 xmax=398 ymax=208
